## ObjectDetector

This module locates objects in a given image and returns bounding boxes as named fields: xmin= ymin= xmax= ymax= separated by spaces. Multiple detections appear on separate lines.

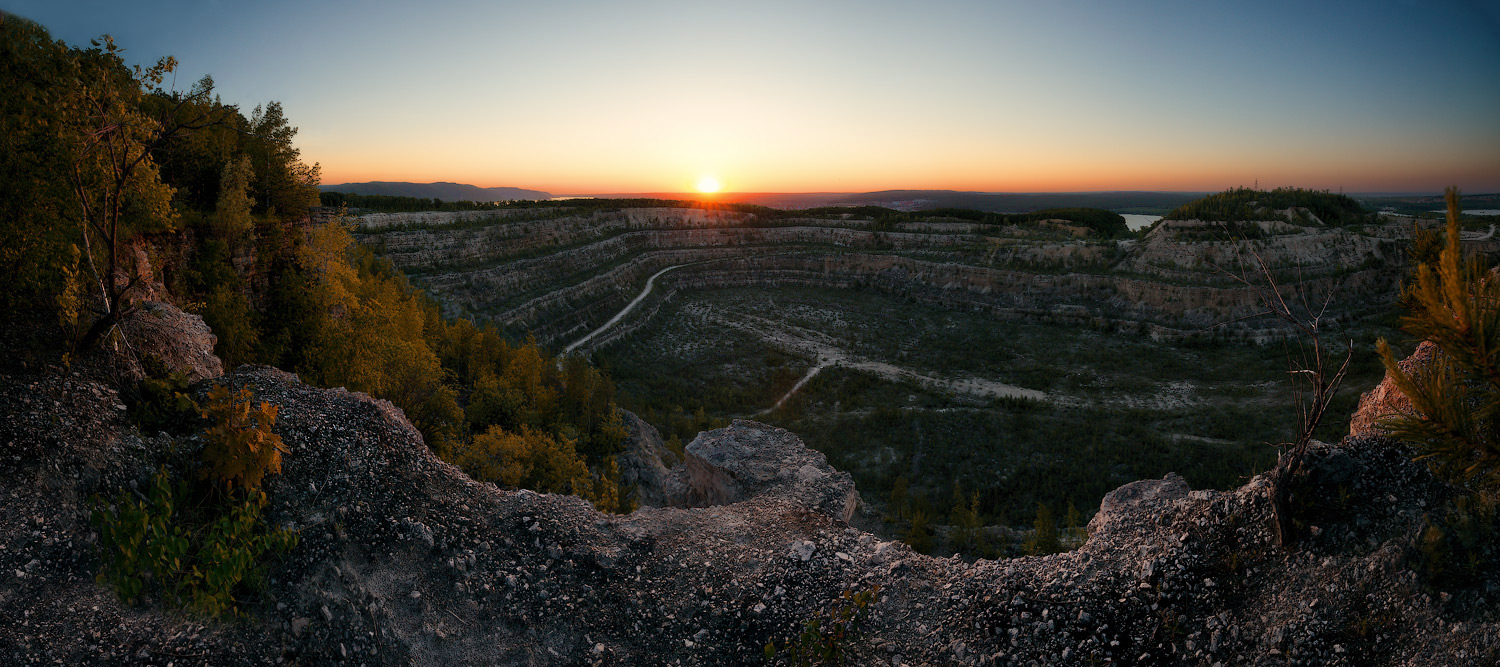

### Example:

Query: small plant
xmin=95 ymin=383 xmax=297 ymax=616
xmin=92 ymin=469 xmax=298 ymax=615
xmin=1377 ymin=187 xmax=1500 ymax=490
xmin=128 ymin=356 xmax=199 ymax=434
xmin=199 ymin=383 xmax=287 ymax=492
xmin=765 ymin=585 xmax=882 ymax=666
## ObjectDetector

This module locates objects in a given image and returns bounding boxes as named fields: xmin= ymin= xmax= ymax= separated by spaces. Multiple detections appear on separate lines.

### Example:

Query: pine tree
xmin=1377 ymin=187 xmax=1500 ymax=489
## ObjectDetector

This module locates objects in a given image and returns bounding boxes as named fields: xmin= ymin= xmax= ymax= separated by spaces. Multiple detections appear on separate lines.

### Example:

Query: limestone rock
xmin=615 ymin=410 xmax=673 ymax=507
xmin=1349 ymin=340 xmax=1436 ymax=438
xmin=1087 ymin=472 xmax=1189 ymax=535
xmin=117 ymin=300 xmax=224 ymax=382
xmin=663 ymin=419 xmax=859 ymax=522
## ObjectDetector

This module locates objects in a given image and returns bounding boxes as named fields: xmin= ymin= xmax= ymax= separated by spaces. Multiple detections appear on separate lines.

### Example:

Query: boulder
xmin=1087 ymin=472 xmax=1189 ymax=535
xmin=663 ymin=419 xmax=859 ymax=521
xmin=117 ymin=301 xmax=224 ymax=382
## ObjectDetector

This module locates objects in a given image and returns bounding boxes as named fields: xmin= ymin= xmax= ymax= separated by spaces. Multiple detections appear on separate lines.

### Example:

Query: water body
xmin=1121 ymin=214 xmax=1162 ymax=231
xmin=1431 ymin=209 xmax=1500 ymax=216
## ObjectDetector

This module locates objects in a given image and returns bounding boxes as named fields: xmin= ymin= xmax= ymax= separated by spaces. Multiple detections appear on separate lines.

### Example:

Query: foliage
xmin=1165 ymin=186 xmax=1374 ymax=225
xmin=1416 ymin=491 xmax=1499 ymax=589
xmin=901 ymin=510 xmax=934 ymax=554
xmin=1023 ymin=503 xmax=1063 ymax=555
xmin=127 ymin=356 xmax=199 ymax=434
xmin=93 ymin=469 xmax=298 ymax=615
xmin=765 ymin=585 xmax=881 ymax=666
xmin=1377 ymin=188 xmax=1500 ymax=490
xmin=451 ymin=425 xmax=629 ymax=512
xmin=199 ymin=383 xmax=287 ymax=493
xmin=948 ymin=484 xmax=986 ymax=554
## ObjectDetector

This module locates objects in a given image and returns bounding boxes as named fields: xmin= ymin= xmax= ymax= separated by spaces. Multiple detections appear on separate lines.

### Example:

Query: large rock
xmin=1349 ymin=340 xmax=1436 ymax=438
xmin=615 ymin=410 xmax=674 ymax=507
xmin=1087 ymin=472 xmax=1190 ymax=536
xmin=117 ymin=301 xmax=224 ymax=382
xmin=663 ymin=419 xmax=859 ymax=521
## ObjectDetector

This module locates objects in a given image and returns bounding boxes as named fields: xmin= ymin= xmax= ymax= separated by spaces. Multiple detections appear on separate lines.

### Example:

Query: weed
xmin=765 ymin=585 xmax=881 ymax=666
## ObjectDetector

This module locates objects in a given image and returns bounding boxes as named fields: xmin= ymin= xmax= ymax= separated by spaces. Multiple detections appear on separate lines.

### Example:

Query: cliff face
xmin=2 ymin=358 xmax=1495 ymax=665
xmin=355 ymin=208 xmax=1412 ymax=349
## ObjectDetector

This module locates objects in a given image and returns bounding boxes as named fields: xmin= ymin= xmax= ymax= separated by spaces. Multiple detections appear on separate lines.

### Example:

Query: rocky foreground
xmin=1 ymin=346 xmax=1497 ymax=664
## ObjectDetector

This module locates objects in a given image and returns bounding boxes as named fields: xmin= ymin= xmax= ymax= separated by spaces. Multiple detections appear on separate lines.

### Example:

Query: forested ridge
xmin=0 ymin=14 xmax=631 ymax=512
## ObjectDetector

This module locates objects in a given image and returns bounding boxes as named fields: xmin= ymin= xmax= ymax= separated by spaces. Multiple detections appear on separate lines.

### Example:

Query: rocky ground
xmin=2 ymin=321 xmax=1497 ymax=664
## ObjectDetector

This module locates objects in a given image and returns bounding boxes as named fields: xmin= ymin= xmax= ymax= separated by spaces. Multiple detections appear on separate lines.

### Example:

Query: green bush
xmin=127 ymin=356 xmax=199 ymax=434
xmin=96 ymin=383 xmax=297 ymax=616
xmin=92 ymin=469 xmax=298 ymax=615
xmin=766 ymin=585 xmax=882 ymax=666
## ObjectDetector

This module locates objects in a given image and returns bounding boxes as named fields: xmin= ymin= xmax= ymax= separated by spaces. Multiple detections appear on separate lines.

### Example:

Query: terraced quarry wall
xmin=355 ymin=207 xmax=1413 ymax=349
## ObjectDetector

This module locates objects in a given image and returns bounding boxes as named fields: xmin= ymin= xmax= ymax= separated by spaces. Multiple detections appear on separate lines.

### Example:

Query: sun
xmin=695 ymin=175 xmax=722 ymax=194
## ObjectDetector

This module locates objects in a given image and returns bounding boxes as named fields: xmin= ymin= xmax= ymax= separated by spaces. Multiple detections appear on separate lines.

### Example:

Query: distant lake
xmin=1121 ymin=214 xmax=1162 ymax=231
xmin=1431 ymin=209 xmax=1500 ymax=216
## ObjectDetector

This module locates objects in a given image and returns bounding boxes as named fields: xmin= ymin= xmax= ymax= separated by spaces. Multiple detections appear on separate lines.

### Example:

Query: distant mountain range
xmin=319 ymin=181 xmax=551 ymax=201
xmin=586 ymin=190 xmax=1207 ymax=214
xmin=320 ymin=182 xmax=1216 ymax=214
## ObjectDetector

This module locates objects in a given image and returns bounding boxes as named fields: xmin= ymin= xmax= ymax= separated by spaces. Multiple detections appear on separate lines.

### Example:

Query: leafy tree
xmin=211 ymin=155 xmax=254 ymax=241
xmin=245 ymin=101 xmax=319 ymax=218
xmin=62 ymin=37 xmax=225 ymax=348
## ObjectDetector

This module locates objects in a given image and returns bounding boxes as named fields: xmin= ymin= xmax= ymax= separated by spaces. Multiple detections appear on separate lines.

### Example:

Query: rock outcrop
xmin=1349 ymin=340 xmax=1436 ymax=438
xmin=614 ymin=410 xmax=674 ymax=507
xmin=660 ymin=420 xmax=860 ymax=522
xmin=1 ymin=364 xmax=1495 ymax=665
xmin=116 ymin=300 xmax=225 ymax=382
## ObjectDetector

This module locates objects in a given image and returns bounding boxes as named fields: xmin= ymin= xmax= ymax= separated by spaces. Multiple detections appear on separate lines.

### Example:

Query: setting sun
xmin=695 ymin=175 xmax=721 ymax=194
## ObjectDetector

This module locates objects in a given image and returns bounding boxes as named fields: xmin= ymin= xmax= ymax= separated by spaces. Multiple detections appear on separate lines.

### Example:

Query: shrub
xmin=127 ymin=356 xmax=200 ymax=434
xmin=92 ymin=468 xmax=298 ymax=615
xmin=765 ymin=585 xmax=882 ymax=666
xmin=199 ymin=383 xmax=288 ymax=492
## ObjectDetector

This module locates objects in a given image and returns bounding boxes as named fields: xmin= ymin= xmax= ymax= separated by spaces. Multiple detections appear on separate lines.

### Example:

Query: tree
xmin=244 ymin=102 xmax=319 ymax=218
xmin=211 ymin=155 xmax=254 ymax=242
xmin=1377 ymin=187 xmax=1500 ymax=490
xmin=63 ymin=37 xmax=227 ymax=349
xmin=1023 ymin=503 xmax=1061 ymax=555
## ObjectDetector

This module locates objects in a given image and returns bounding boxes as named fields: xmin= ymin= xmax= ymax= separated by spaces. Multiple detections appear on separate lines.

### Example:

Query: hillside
xmin=1 ymin=324 xmax=1495 ymax=664
xmin=337 ymin=196 xmax=1489 ymax=539
xmin=320 ymin=181 xmax=551 ymax=202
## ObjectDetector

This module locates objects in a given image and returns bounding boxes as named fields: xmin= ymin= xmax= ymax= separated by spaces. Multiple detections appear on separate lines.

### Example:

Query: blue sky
xmin=7 ymin=0 xmax=1499 ymax=193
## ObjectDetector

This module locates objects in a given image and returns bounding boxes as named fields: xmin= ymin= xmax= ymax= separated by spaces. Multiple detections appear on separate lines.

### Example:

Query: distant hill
xmin=833 ymin=190 xmax=1205 ymax=215
xmin=582 ymin=190 xmax=1204 ymax=214
xmin=1164 ymin=187 xmax=1374 ymax=225
xmin=320 ymin=181 xmax=550 ymax=202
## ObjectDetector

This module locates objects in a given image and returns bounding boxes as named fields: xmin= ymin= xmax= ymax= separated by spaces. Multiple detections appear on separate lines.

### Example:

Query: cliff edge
xmin=1 ymin=358 xmax=1496 ymax=665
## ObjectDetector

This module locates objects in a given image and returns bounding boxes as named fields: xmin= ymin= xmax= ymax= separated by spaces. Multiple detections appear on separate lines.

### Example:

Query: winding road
xmin=563 ymin=264 xmax=684 ymax=355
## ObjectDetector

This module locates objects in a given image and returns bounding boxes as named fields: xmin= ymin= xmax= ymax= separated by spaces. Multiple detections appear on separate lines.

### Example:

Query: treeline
xmin=1165 ymin=187 xmax=1376 ymax=225
xmin=0 ymin=16 xmax=631 ymax=511
xmin=329 ymin=194 xmax=1133 ymax=238
xmin=318 ymin=191 xmax=522 ymax=212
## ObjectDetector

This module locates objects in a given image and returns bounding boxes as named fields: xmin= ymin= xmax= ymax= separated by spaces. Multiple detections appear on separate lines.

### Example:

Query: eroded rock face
xmin=661 ymin=420 xmax=859 ymax=522
xmin=117 ymin=300 xmax=225 ymax=382
xmin=615 ymin=410 xmax=674 ymax=507
xmin=1349 ymin=340 xmax=1436 ymax=438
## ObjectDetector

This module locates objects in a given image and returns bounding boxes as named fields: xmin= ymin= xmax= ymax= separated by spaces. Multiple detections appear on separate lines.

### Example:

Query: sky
xmin=7 ymin=0 xmax=1500 ymax=195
